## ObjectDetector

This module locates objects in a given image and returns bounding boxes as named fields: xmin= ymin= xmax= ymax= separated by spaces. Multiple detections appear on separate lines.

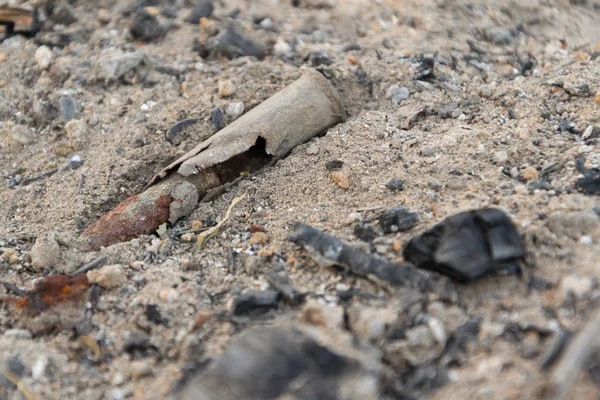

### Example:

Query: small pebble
xmin=580 ymin=235 xmax=593 ymax=245
xmin=30 ymin=235 xmax=62 ymax=272
xmin=248 ymin=232 xmax=269 ymax=245
xmin=420 ymin=146 xmax=436 ymax=157
xmin=68 ymin=155 xmax=84 ymax=169
xmin=522 ymin=167 xmax=539 ymax=181
xmin=595 ymin=90 xmax=600 ymax=106
xmin=306 ymin=142 xmax=319 ymax=155
xmin=97 ymin=9 xmax=112 ymax=24
xmin=331 ymin=169 xmax=350 ymax=189
xmin=386 ymin=178 xmax=405 ymax=191
xmin=0 ymin=248 xmax=19 ymax=264
xmin=218 ymin=80 xmax=237 ymax=97
xmin=35 ymin=46 xmax=54 ymax=70
xmin=226 ymin=102 xmax=244 ymax=119
xmin=87 ymin=264 xmax=126 ymax=289
xmin=477 ymin=84 xmax=494 ymax=99
xmin=386 ymin=85 xmax=410 ymax=105
xmin=64 ymin=119 xmax=87 ymax=139
xmin=59 ymin=97 xmax=78 ymax=121
xmin=159 ymin=289 xmax=179 ymax=303
xmin=273 ymin=38 xmax=292 ymax=58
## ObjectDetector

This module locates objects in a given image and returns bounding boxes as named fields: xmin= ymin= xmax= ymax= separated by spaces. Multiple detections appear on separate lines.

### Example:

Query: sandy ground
xmin=0 ymin=0 xmax=600 ymax=399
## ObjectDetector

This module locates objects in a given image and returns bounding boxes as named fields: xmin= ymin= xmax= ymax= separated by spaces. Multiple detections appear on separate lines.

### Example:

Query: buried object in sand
xmin=82 ymin=70 xmax=346 ymax=249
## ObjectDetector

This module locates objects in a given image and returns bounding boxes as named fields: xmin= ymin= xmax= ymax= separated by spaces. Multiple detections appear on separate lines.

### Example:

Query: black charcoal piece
xmin=403 ymin=208 xmax=524 ymax=282
xmin=230 ymin=289 xmax=280 ymax=316
xmin=289 ymin=222 xmax=429 ymax=290
xmin=379 ymin=207 xmax=419 ymax=234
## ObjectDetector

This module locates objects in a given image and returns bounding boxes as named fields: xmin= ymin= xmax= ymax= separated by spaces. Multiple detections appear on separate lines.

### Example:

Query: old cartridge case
xmin=83 ymin=69 xmax=345 ymax=249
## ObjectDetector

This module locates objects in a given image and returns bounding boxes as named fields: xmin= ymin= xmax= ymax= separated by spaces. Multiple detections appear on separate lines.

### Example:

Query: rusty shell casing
xmin=83 ymin=69 xmax=345 ymax=249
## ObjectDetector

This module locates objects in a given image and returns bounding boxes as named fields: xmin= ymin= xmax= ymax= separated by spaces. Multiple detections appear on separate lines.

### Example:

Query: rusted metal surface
xmin=1 ymin=274 xmax=90 ymax=317
xmin=83 ymin=184 xmax=174 ymax=249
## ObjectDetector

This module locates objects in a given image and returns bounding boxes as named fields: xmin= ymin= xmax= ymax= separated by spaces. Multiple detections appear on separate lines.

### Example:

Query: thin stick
xmin=70 ymin=256 xmax=107 ymax=276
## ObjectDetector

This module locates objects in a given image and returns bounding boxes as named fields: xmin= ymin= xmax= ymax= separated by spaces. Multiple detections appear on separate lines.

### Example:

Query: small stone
xmin=64 ymin=119 xmax=87 ymax=139
xmin=184 ymin=0 xmax=214 ymax=24
xmin=386 ymin=85 xmax=410 ymax=105
xmin=242 ymin=255 xmax=265 ymax=276
xmin=493 ymin=150 xmax=509 ymax=164
xmin=130 ymin=361 xmax=152 ymax=380
xmin=309 ymin=50 xmax=333 ymax=67
xmin=378 ymin=207 xmax=419 ymax=234
xmin=0 ymin=248 xmax=19 ymax=264
xmin=218 ymin=80 xmax=237 ymax=98
xmin=211 ymin=107 xmax=224 ymax=131
xmin=213 ymin=28 xmax=265 ymax=59
xmin=11 ymin=125 xmax=35 ymax=145
xmin=191 ymin=220 xmax=204 ymax=230
xmin=31 ymin=357 xmax=48 ymax=381
xmin=438 ymin=103 xmax=458 ymax=118
xmin=420 ymin=146 xmax=436 ymax=157
xmin=52 ymin=4 xmax=77 ymax=25
xmin=4 ymin=329 xmax=32 ymax=339
xmin=87 ymin=264 xmax=126 ymax=289
xmin=477 ymin=84 xmax=494 ymax=99
xmin=302 ymin=300 xmax=344 ymax=329
xmin=595 ymin=90 xmax=600 ymax=105
xmin=580 ymin=235 xmax=593 ymax=245
xmin=30 ymin=235 xmax=62 ymax=272
xmin=226 ymin=102 xmax=244 ymax=119
xmin=181 ymin=233 xmax=195 ymax=242
xmin=59 ymin=97 xmax=78 ymax=121
xmin=95 ymin=51 xmax=144 ymax=82
xmin=67 ymin=155 xmax=84 ymax=169
xmin=306 ymin=142 xmax=319 ymax=155
xmin=0 ymin=53 xmax=6 ymax=63
xmin=560 ymin=274 xmax=594 ymax=300
xmin=130 ymin=10 xmax=166 ymax=42
xmin=35 ymin=46 xmax=54 ymax=70
xmin=248 ymin=232 xmax=269 ymax=245
xmin=159 ymin=289 xmax=179 ymax=303
xmin=259 ymin=17 xmax=273 ymax=29
xmin=273 ymin=38 xmax=293 ymax=58
xmin=97 ymin=9 xmax=112 ymax=24
xmin=522 ymin=167 xmax=539 ymax=181
xmin=386 ymin=178 xmax=405 ymax=191
xmin=331 ymin=169 xmax=350 ymax=189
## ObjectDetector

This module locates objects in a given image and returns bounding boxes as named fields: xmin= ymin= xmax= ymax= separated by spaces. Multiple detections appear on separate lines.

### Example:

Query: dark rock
xmin=412 ymin=57 xmax=435 ymax=80
xmin=165 ymin=118 xmax=202 ymax=145
xmin=354 ymin=223 xmax=384 ymax=242
xmin=386 ymin=178 xmax=405 ymax=191
xmin=289 ymin=223 xmax=431 ymax=291
xmin=123 ymin=333 xmax=159 ymax=356
xmin=130 ymin=10 xmax=167 ymax=42
xmin=210 ymin=107 xmax=224 ymax=131
xmin=379 ymin=207 xmax=419 ymax=234
xmin=173 ymin=325 xmax=381 ymax=400
xmin=230 ymin=290 xmax=280 ymax=316
xmin=343 ymin=43 xmax=361 ymax=52
xmin=213 ymin=28 xmax=265 ymax=59
xmin=146 ymin=303 xmax=168 ymax=325
xmin=403 ymin=208 xmax=525 ymax=282
xmin=575 ymin=157 xmax=600 ymax=195
xmin=482 ymin=27 xmax=513 ymax=45
xmin=325 ymin=159 xmax=344 ymax=171
xmin=556 ymin=120 xmax=577 ymax=134
xmin=309 ymin=50 xmax=333 ymax=67
xmin=59 ymin=96 xmax=77 ymax=121
xmin=528 ymin=275 xmax=553 ymax=291
xmin=184 ymin=0 xmax=214 ymax=24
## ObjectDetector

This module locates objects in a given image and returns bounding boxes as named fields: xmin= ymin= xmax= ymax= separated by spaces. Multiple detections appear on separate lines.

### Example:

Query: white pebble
xmin=35 ymin=46 xmax=54 ymax=70
xmin=226 ymin=102 xmax=245 ymax=119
